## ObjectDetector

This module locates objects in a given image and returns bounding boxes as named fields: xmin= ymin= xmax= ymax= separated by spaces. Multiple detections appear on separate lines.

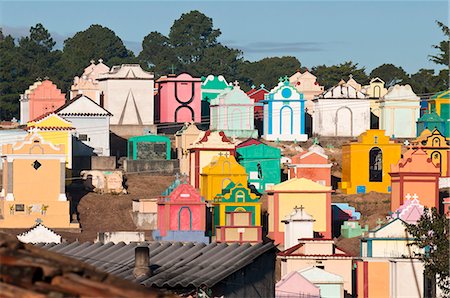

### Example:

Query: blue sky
xmin=0 ymin=1 xmax=448 ymax=74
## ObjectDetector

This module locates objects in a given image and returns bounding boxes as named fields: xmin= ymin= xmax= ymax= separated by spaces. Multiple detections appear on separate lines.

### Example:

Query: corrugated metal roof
xmin=37 ymin=241 xmax=275 ymax=289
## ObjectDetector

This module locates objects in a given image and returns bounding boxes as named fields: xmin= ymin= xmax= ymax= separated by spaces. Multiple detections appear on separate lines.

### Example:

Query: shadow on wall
xmin=110 ymin=132 xmax=127 ymax=159
xmin=332 ymin=175 xmax=341 ymax=190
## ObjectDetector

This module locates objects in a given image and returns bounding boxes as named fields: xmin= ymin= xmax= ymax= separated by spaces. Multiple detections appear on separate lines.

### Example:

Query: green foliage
xmin=429 ymin=21 xmax=449 ymax=67
xmin=62 ymin=24 xmax=133 ymax=79
xmin=405 ymin=208 xmax=449 ymax=295
xmin=370 ymin=63 xmax=409 ymax=86
xmin=238 ymin=56 xmax=302 ymax=90
xmin=139 ymin=31 xmax=179 ymax=77
xmin=409 ymin=69 xmax=447 ymax=94
xmin=169 ymin=10 xmax=220 ymax=65
xmin=312 ymin=61 xmax=368 ymax=89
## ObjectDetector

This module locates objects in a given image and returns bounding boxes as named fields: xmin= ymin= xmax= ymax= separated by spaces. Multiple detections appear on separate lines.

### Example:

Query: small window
xmin=15 ymin=204 xmax=25 ymax=212
xmin=32 ymin=160 xmax=42 ymax=170
xmin=79 ymin=134 xmax=88 ymax=141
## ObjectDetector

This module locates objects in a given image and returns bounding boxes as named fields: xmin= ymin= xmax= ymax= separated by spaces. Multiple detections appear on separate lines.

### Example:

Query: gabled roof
xmin=417 ymin=112 xmax=445 ymax=122
xmin=36 ymin=240 xmax=275 ymax=289
xmin=17 ymin=223 xmax=62 ymax=244
xmin=55 ymin=94 xmax=113 ymax=116
xmin=98 ymin=64 xmax=154 ymax=80
xmin=383 ymin=84 xmax=420 ymax=101
xmin=431 ymin=90 xmax=450 ymax=100
xmin=298 ymin=266 xmax=344 ymax=283
xmin=246 ymin=84 xmax=269 ymax=97
xmin=319 ymin=80 xmax=366 ymax=99
xmin=236 ymin=143 xmax=281 ymax=158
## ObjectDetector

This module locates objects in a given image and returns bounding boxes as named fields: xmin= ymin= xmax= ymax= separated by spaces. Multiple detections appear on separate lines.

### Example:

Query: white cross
xmin=412 ymin=193 xmax=419 ymax=200
xmin=405 ymin=193 xmax=412 ymax=200
xmin=403 ymin=140 xmax=410 ymax=146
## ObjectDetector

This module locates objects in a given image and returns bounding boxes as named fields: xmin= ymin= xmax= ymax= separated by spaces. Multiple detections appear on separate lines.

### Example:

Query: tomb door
xmin=369 ymin=147 xmax=383 ymax=182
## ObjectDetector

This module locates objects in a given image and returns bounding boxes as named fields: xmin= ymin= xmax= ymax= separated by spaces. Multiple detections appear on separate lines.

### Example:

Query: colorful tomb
xmin=288 ymin=144 xmax=332 ymax=186
xmin=267 ymin=178 xmax=332 ymax=244
xmin=416 ymin=112 xmax=446 ymax=137
xmin=411 ymin=128 xmax=450 ymax=177
xmin=313 ymin=78 xmax=370 ymax=137
xmin=200 ymin=154 xmax=247 ymax=201
xmin=27 ymin=113 xmax=74 ymax=169
xmin=156 ymin=73 xmax=202 ymax=123
xmin=389 ymin=148 xmax=440 ymax=212
xmin=154 ymin=180 xmax=208 ymax=243
xmin=201 ymin=75 xmax=232 ymax=119
xmin=128 ymin=134 xmax=171 ymax=160
xmin=289 ymin=69 xmax=324 ymax=113
xmin=262 ymin=77 xmax=307 ymax=142
xmin=213 ymin=182 xmax=262 ymax=243
xmin=339 ymin=130 xmax=402 ymax=194
xmin=20 ymin=80 xmax=66 ymax=125
xmin=379 ymin=84 xmax=420 ymax=138
xmin=0 ymin=133 xmax=78 ymax=229
xmin=188 ymin=130 xmax=236 ymax=188
xmin=429 ymin=90 xmax=450 ymax=125
xmin=236 ymin=140 xmax=281 ymax=193
xmin=210 ymin=82 xmax=258 ymax=138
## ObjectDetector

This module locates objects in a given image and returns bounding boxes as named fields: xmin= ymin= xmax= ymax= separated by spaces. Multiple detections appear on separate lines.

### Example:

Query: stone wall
xmin=91 ymin=156 xmax=116 ymax=170
xmin=123 ymin=159 xmax=179 ymax=175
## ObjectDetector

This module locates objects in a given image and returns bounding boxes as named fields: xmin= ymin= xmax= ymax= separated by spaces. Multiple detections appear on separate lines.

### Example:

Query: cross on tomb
xmin=233 ymin=80 xmax=240 ymax=88
xmin=412 ymin=193 xmax=419 ymax=200
xmin=313 ymin=137 xmax=319 ymax=145
xmin=168 ymin=64 xmax=176 ymax=74
xmin=218 ymin=152 xmax=223 ymax=156
xmin=98 ymin=58 xmax=103 ymax=63
xmin=405 ymin=193 xmax=412 ymax=200
xmin=278 ymin=77 xmax=284 ymax=83
xmin=251 ymin=84 xmax=256 ymax=89
xmin=294 ymin=205 xmax=304 ymax=212
xmin=395 ymin=210 xmax=402 ymax=218
xmin=35 ymin=218 xmax=43 ymax=224
xmin=224 ymin=152 xmax=230 ymax=157
xmin=260 ymin=84 xmax=265 ymax=89
xmin=403 ymin=140 xmax=410 ymax=146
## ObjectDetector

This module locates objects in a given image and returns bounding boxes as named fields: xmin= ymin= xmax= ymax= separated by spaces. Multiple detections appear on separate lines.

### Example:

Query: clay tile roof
xmin=0 ymin=232 xmax=164 ymax=297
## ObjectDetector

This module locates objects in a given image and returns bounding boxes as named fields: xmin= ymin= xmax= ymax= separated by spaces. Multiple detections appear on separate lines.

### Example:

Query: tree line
xmin=0 ymin=10 xmax=448 ymax=120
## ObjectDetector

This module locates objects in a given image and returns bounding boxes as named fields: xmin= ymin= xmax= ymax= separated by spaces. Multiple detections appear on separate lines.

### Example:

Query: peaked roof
xmin=390 ymin=148 xmax=440 ymax=173
xmin=267 ymin=77 xmax=304 ymax=101
xmin=98 ymin=64 xmax=154 ymax=80
xmin=211 ymin=83 xmax=253 ymax=105
xmin=319 ymin=80 xmax=366 ymax=99
xmin=417 ymin=112 xmax=445 ymax=122
xmin=17 ymin=223 xmax=62 ymax=244
xmin=55 ymin=94 xmax=113 ymax=116
xmin=246 ymin=84 xmax=269 ymax=97
xmin=298 ymin=266 xmax=344 ymax=283
xmin=36 ymin=240 xmax=275 ymax=289
xmin=276 ymin=271 xmax=320 ymax=297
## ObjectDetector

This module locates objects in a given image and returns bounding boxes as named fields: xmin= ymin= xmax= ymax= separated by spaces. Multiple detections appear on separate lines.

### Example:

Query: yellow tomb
xmin=27 ymin=113 xmax=74 ymax=169
xmin=0 ymin=132 xmax=79 ymax=229
xmin=339 ymin=129 xmax=402 ymax=194
xmin=200 ymin=154 xmax=248 ymax=201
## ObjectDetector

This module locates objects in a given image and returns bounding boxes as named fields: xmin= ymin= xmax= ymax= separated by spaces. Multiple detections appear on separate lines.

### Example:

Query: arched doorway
xmin=369 ymin=147 xmax=383 ymax=182
xmin=431 ymin=151 xmax=442 ymax=174
xmin=175 ymin=106 xmax=194 ymax=123
xmin=178 ymin=207 xmax=192 ymax=231
xmin=279 ymin=105 xmax=294 ymax=135
xmin=336 ymin=106 xmax=353 ymax=136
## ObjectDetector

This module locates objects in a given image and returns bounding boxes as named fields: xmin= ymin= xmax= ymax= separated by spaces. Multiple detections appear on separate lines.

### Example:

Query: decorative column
xmin=58 ymin=161 xmax=67 ymax=201
xmin=5 ymin=160 xmax=14 ymax=201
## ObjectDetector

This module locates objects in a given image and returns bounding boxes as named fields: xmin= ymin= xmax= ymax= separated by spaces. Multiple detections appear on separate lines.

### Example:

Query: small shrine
xmin=262 ymin=76 xmax=308 ymax=142
xmin=289 ymin=69 xmax=324 ymax=113
xmin=200 ymin=154 xmax=248 ymax=201
xmin=26 ymin=113 xmax=75 ymax=169
xmin=55 ymin=94 xmax=112 ymax=157
xmin=340 ymin=221 xmax=368 ymax=238
xmin=155 ymin=73 xmax=202 ymax=124
xmin=276 ymin=271 xmax=320 ymax=298
xmin=298 ymin=267 xmax=344 ymax=298
xmin=201 ymin=75 xmax=232 ymax=119
xmin=210 ymin=81 xmax=258 ymax=138
xmin=0 ymin=132 xmax=79 ymax=229
xmin=266 ymin=178 xmax=332 ymax=244
xmin=416 ymin=112 xmax=445 ymax=137
xmin=236 ymin=140 xmax=281 ymax=193
xmin=288 ymin=142 xmax=332 ymax=186
xmin=411 ymin=128 xmax=450 ymax=177
xmin=388 ymin=197 xmax=424 ymax=224
xmin=313 ymin=76 xmax=370 ymax=137
xmin=332 ymin=203 xmax=361 ymax=237
xmin=379 ymin=84 xmax=420 ymax=138
xmin=70 ymin=59 xmax=110 ymax=102
xmin=19 ymin=79 xmax=66 ymax=125
xmin=154 ymin=177 xmax=208 ymax=243
xmin=17 ymin=222 xmax=62 ymax=243
xmin=362 ymin=77 xmax=388 ymax=128
xmin=175 ymin=122 xmax=202 ymax=175
xmin=282 ymin=206 xmax=315 ymax=249
xmin=213 ymin=182 xmax=262 ymax=243
xmin=389 ymin=148 xmax=440 ymax=212
xmin=127 ymin=134 xmax=171 ymax=160
xmin=187 ymin=130 xmax=236 ymax=188
xmin=339 ymin=130 xmax=402 ymax=194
